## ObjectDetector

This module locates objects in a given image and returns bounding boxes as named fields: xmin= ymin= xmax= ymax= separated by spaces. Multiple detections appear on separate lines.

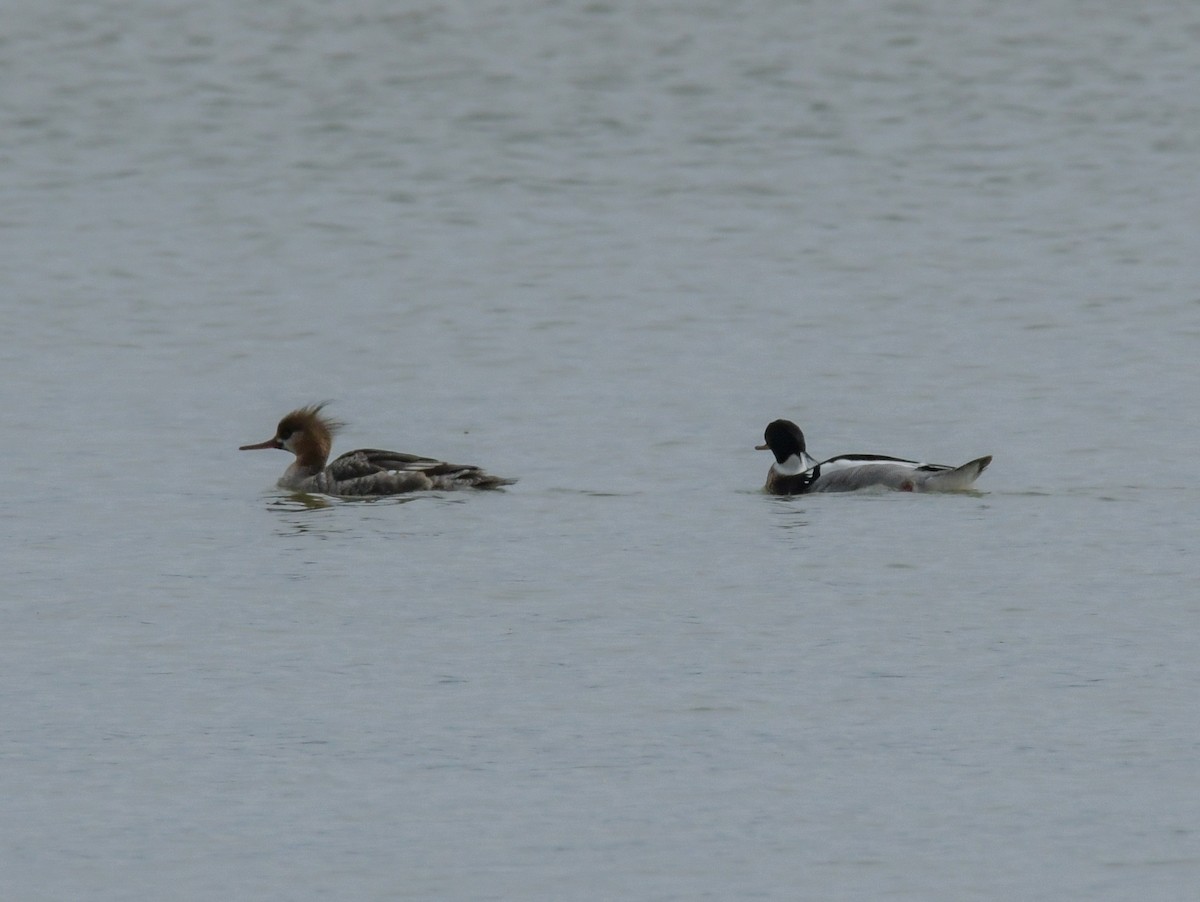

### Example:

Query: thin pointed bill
xmin=754 ymin=443 xmax=769 ymax=450
xmin=239 ymin=438 xmax=282 ymax=450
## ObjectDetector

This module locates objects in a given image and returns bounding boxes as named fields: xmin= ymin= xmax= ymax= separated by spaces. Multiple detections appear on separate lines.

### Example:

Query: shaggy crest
xmin=276 ymin=402 xmax=344 ymax=444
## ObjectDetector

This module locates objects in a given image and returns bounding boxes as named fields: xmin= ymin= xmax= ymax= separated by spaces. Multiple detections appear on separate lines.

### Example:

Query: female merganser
xmin=240 ymin=404 xmax=515 ymax=496
xmin=756 ymin=419 xmax=991 ymax=495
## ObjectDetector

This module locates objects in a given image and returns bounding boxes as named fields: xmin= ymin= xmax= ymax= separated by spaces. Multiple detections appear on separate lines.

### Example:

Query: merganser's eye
xmin=278 ymin=427 xmax=294 ymax=441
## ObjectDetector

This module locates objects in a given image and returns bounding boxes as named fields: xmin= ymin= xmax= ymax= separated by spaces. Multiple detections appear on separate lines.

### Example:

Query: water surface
xmin=3 ymin=2 xmax=1199 ymax=899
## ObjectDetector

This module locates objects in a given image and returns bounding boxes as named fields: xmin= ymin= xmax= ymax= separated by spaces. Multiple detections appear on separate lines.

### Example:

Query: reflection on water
xmin=265 ymin=490 xmax=432 ymax=536
xmin=277 ymin=492 xmax=335 ymax=511
xmin=269 ymin=491 xmax=433 ymax=510
xmin=765 ymin=495 xmax=810 ymax=530
xmin=265 ymin=494 xmax=339 ymax=538
xmin=259 ymin=489 xmax=497 ymax=537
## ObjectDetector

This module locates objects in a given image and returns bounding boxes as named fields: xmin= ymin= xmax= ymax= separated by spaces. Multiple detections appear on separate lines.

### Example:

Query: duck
xmin=239 ymin=403 xmax=515 ymax=496
xmin=757 ymin=419 xmax=991 ymax=494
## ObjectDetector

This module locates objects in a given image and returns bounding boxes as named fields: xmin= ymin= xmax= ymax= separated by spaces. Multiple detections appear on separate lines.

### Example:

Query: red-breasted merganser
xmin=756 ymin=419 xmax=991 ymax=495
xmin=240 ymin=404 xmax=515 ymax=496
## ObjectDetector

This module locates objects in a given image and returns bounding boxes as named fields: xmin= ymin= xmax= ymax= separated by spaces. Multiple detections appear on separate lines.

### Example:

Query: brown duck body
xmin=240 ymin=404 xmax=515 ymax=496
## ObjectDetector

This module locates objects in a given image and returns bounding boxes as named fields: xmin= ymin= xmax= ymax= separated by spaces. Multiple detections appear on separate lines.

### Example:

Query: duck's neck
xmin=289 ymin=435 xmax=331 ymax=476
xmin=772 ymin=451 xmax=817 ymax=476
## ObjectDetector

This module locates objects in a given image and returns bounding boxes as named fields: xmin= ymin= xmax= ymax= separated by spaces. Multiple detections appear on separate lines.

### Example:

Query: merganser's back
xmin=240 ymin=404 xmax=515 ymax=496
xmin=757 ymin=419 xmax=991 ymax=495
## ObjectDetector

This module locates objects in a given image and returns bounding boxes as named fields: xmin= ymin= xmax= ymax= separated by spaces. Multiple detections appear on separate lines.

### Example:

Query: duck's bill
xmin=754 ymin=443 xmax=769 ymax=451
xmin=239 ymin=438 xmax=282 ymax=450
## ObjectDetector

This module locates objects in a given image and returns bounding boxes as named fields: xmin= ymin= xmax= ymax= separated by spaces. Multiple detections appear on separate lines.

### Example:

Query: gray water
xmin=3 ymin=1 xmax=1199 ymax=899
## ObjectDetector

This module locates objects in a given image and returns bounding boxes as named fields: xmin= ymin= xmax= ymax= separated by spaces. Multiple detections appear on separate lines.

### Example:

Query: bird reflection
xmin=263 ymin=491 xmax=424 ymax=537
xmin=767 ymin=496 xmax=810 ymax=530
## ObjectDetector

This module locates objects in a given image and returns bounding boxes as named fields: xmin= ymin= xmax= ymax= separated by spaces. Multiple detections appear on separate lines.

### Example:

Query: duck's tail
xmin=471 ymin=473 xmax=518 ymax=490
xmin=922 ymin=455 xmax=992 ymax=492
xmin=435 ymin=468 xmax=517 ymax=491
